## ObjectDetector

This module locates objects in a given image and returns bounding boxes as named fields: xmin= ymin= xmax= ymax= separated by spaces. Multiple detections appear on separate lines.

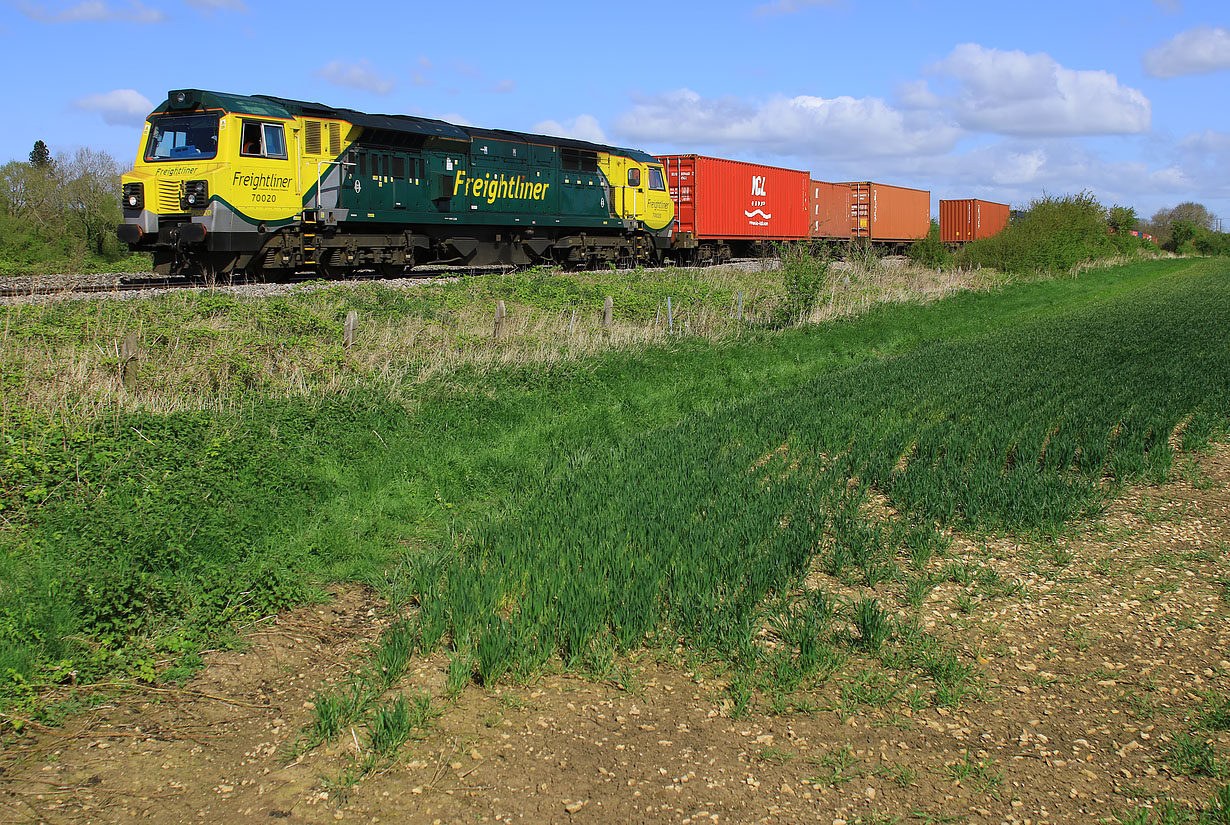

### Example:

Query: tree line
xmin=0 ymin=141 xmax=148 ymax=276
xmin=1140 ymin=201 xmax=1230 ymax=255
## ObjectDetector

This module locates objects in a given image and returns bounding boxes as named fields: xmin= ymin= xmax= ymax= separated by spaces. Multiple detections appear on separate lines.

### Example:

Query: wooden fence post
xmin=343 ymin=310 xmax=358 ymax=348
xmin=119 ymin=332 xmax=139 ymax=392
xmin=603 ymin=296 xmax=613 ymax=329
xmin=494 ymin=300 xmax=506 ymax=338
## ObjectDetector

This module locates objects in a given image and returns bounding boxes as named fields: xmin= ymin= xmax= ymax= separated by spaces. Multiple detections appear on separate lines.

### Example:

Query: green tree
xmin=0 ymin=146 xmax=129 ymax=270
xmin=29 ymin=140 xmax=51 ymax=168
xmin=1171 ymin=219 xmax=1199 ymax=249
xmin=1108 ymin=205 xmax=1137 ymax=234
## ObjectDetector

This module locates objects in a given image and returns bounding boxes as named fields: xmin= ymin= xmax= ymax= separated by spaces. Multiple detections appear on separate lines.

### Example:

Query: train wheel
xmin=317 ymin=249 xmax=354 ymax=279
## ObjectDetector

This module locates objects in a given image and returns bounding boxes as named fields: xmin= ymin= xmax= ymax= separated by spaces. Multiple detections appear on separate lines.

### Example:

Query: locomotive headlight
xmin=122 ymin=182 xmax=144 ymax=211
xmin=180 ymin=180 xmax=208 ymax=210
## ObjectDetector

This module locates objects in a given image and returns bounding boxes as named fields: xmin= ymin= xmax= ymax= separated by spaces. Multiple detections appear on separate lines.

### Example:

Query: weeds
xmin=1115 ymin=784 xmax=1230 ymax=825
xmin=809 ymin=745 xmax=863 ymax=787
xmin=368 ymin=695 xmax=414 ymax=757
xmin=1200 ymin=695 xmax=1230 ymax=732
xmin=1166 ymin=733 xmax=1224 ymax=778
xmin=755 ymin=745 xmax=795 ymax=764
xmin=946 ymin=751 xmax=1003 ymax=792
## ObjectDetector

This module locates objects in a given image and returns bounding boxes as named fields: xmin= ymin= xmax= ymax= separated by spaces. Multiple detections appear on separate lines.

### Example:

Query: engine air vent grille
xmin=305 ymin=120 xmax=322 ymax=155
xmin=328 ymin=122 xmax=341 ymax=156
xmin=156 ymin=180 xmax=184 ymax=214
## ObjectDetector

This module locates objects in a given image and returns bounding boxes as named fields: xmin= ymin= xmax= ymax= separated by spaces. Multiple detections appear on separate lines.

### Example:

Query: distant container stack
xmin=939 ymin=199 xmax=1010 ymax=243
xmin=657 ymin=154 xmax=811 ymax=241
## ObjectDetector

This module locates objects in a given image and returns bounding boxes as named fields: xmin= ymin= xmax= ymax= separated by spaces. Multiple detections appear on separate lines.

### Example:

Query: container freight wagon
xmin=658 ymin=154 xmax=810 ymax=264
xmin=939 ymin=198 xmax=1010 ymax=244
xmin=840 ymin=182 xmax=931 ymax=244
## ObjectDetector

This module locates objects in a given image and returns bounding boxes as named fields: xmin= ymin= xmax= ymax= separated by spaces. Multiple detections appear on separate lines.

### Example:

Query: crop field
xmin=396 ymin=260 xmax=1227 ymax=681
xmin=0 ymin=256 xmax=1227 ymax=824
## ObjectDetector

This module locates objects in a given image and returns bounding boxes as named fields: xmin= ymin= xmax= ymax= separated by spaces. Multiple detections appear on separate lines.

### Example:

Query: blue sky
xmin=2 ymin=0 xmax=1228 ymax=224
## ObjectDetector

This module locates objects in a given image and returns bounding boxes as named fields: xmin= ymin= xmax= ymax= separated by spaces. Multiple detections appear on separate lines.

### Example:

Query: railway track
xmin=0 ymin=258 xmax=780 ymax=302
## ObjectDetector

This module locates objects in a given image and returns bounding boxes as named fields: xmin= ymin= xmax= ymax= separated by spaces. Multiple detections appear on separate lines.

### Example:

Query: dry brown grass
xmin=2 ymin=259 xmax=1009 ymax=420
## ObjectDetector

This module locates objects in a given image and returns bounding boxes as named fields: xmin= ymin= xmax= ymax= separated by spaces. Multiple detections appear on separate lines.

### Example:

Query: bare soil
xmin=2 ymin=446 xmax=1227 ymax=825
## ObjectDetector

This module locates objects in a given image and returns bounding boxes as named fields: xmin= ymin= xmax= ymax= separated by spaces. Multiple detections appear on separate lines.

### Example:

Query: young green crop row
xmin=396 ymin=265 xmax=1229 ymax=687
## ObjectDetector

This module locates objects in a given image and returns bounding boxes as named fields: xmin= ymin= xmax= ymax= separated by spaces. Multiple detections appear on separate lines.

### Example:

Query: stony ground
xmin=1 ymin=445 xmax=1227 ymax=825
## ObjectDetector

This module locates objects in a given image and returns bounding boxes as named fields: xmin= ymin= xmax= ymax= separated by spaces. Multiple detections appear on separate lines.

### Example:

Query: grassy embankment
xmin=0 ymin=256 xmax=1222 ymax=734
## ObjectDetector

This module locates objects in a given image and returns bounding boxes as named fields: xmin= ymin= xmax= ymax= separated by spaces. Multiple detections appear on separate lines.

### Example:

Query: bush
xmin=908 ymin=220 xmax=954 ymax=268
xmin=959 ymin=192 xmax=1115 ymax=275
xmin=773 ymin=243 xmax=830 ymax=326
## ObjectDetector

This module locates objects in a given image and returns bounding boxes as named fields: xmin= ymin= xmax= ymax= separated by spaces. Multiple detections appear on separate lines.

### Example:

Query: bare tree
xmin=59 ymin=148 xmax=122 ymax=255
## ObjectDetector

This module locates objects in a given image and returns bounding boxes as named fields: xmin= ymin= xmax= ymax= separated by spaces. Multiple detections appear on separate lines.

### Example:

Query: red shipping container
xmin=657 ymin=154 xmax=810 ymax=241
xmin=939 ymin=199 xmax=1010 ymax=243
xmin=842 ymin=182 xmax=931 ymax=242
xmin=810 ymin=180 xmax=851 ymax=239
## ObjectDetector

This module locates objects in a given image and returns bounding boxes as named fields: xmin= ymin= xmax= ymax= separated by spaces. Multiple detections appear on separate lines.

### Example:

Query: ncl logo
xmin=746 ymin=175 xmax=771 ymax=223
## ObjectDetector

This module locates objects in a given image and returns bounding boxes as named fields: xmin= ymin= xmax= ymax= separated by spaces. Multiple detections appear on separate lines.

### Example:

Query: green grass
xmin=1 ymin=257 xmax=1224 ymax=725
xmin=1166 ymin=733 xmax=1226 ymax=778
xmin=1115 ymin=784 xmax=1230 ymax=825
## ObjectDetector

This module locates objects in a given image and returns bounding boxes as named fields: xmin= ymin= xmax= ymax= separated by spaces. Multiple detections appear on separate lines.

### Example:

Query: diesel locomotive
xmin=118 ymin=89 xmax=676 ymax=279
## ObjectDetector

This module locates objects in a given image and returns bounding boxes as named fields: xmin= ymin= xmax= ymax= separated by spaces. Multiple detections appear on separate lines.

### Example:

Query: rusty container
xmin=809 ymin=180 xmax=852 ymax=239
xmin=939 ymin=199 xmax=1010 ymax=243
xmin=657 ymin=154 xmax=810 ymax=240
xmin=841 ymin=182 xmax=931 ymax=242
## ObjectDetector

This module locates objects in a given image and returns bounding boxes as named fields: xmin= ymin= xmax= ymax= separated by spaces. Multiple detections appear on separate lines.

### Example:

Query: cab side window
xmin=627 ymin=168 xmax=642 ymax=187
xmin=263 ymin=124 xmax=287 ymax=159
xmin=240 ymin=122 xmax=262 ymax=156
xmin=240 ymin=121 xmax=288 ymax=159
xmin=647 ymin=167 xmax=666 ymax=191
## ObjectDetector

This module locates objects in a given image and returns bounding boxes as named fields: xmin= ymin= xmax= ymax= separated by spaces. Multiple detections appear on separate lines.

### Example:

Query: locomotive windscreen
xmin=145 ymin=114 xmax=220 ymax=162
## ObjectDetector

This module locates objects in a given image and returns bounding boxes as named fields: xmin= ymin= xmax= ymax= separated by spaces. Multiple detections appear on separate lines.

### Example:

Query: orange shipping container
xmin=841 ymin=182 xmax=931 ymax=242
xmin=657 ymin=154 xmax=810 ymax=241
xmin=809 ymin=180 xmax=850 ymax=239
xmin=939 ymin=199 xmax=1010 ymax=243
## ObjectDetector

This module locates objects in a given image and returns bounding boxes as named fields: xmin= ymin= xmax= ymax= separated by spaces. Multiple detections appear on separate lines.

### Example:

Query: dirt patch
xmin=3 ymin=447 xmax=1227 ymax=825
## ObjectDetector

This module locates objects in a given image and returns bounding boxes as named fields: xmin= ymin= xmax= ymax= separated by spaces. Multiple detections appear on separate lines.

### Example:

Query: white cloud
xmin=20 ymin=1 xmax=167 ymax=23
xmin=184 ymin=0 xmax=248 ymax=14
xmin=72 ymin=88 xmax=153 ymax=126
xmin=614 ymin=88 xmax=960 ymax=159
xmin=1154 ymin=0 xmax=1182 ymax=11
xmin=1175 ymin=130 xmax=1230 ymax=197
xmin=925 ymin=44 xmax=1150 ymax=136
xmin=896 ymin=79 xmax=941 ymax=109
xmin=1143 ymin=26 xmax=1230 ymax=78
xmin=533 ymin=115 xmax=607 ymax=145
xmin=314 ymin=59 xmax=395 ymax=95
xmin=886 ymin=140 xmax=1199 ymax=208
xmin=492 ymin=79 xmax=516 ymax=94
xmin=1180 ymin=129 xmax=1230 ymax=155
xmin=754 ymin=0 xmax=839 ymax=16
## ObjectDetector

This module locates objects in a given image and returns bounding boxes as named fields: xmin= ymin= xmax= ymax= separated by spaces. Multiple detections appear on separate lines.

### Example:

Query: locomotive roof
xmin=153 ymin=90 xmax=657 ymax=164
